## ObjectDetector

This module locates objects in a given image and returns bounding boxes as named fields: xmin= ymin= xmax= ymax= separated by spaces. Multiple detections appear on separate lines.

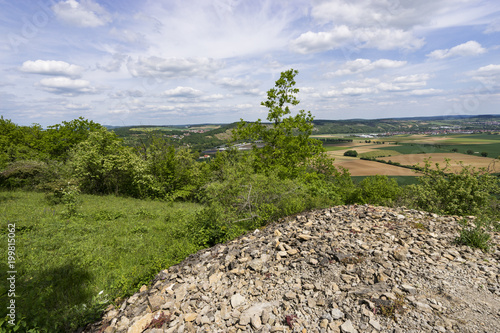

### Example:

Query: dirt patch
xmin=379 ymin=153 xmax=499 ymax=173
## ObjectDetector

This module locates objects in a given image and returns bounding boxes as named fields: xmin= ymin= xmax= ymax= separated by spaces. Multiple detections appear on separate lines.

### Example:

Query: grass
xmin=323 ymin=145 xmax=351 ymax=152
xmin=455 ymin=217 xmax=493 ymax=252
xmin=0 ymin=190 xmax=204 ymax=332
xmin=377 ymin=144 xmax=450 ymax=154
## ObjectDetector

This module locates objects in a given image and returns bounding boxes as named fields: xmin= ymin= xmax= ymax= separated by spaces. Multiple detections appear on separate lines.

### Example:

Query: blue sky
xmin=1 ymin=0 xmax=499 ymax=127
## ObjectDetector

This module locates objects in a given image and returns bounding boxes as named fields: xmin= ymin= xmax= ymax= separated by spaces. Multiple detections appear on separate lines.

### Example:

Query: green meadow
xmin=0 ymin=191 xmax=203 ymax=332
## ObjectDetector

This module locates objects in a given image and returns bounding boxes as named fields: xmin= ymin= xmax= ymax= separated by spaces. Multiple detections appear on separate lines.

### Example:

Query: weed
xmin=455 ymin=218 xmax=492 ymax=252
xmin=285 ymin=314 xmax=297 ymax=329
xmin=143 ymin=312 xmax=171 ymax=330
xmin=92 ymin=209 xmax=123 ymax=221
xmin=135 ymin=208 xmax=157 ymax=219
xmin=411 ymin=222 xmax=427 ymax=231
xmin=373 ymin=294 xmax=407 ymax=320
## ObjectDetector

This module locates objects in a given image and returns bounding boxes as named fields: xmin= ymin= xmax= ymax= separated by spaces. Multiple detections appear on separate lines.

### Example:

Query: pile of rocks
xmin=83 ymin=205 xmax=499 ymax=333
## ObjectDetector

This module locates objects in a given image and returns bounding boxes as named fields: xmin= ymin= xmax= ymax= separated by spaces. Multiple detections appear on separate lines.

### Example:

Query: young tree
xmin=71 ymin=128 xmax=155 ymax=197
xmin=233 ymin=69 xmax=325 ymax=178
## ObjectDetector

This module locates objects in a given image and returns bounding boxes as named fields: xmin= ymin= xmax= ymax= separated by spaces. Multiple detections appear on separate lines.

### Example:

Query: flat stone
xmin=369 ymin=318 xmax=382 ymax=330
xmin=231 ymin=293 xmax=246 ymax=308
xmin=340 ymin=319 xmax=358 ymax=333
xmin=331 ymin=308 xmax=344 ymax=320
xmin=184 ymin=313 xmax=197 ymax=322
xmin=127 ymin=313 xmax=153 ymax=333
xmin=401 ymin=284 xmax=416 ymax=294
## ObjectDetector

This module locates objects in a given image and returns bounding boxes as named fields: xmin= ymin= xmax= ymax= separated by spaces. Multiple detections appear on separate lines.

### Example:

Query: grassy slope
xmin=0 ymin=191 xmax=204 ymax=332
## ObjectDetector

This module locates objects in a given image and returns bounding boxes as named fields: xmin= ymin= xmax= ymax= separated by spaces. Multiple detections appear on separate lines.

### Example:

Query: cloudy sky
xmin=1 ymin=0 xmax=500 ymax=127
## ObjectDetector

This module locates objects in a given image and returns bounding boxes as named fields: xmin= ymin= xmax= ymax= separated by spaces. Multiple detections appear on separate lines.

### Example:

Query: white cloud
xmin=485 ymin=18 xmax=500 ymax=33
xmin=427 ymin=41 xmax=487 ymax=59
xmin=322 ymin=73 xmax=433 ymax=97
xmin=20 ymin=60 xmax=84 ymax=78
xmin=341 ymin=87 xmax=377 ymax=96
xmin=97 ymin=54 xmax=126 ymax=72
xmin=109 ymin=90 xmax=144 ymax=99
xmin=37 ymin=77 xmax=97 ymax=95
xmin=109 ymin=27 xmax=146 ymax=44
xmin=290 ymin=26 xmax=424 ymax=54
xmin=52 ymin=0 xmax=111 ymax=27
xmin=310 ymin=0 xmax=442 ymax=29
xmin=127 ymin=57 xmax=224 ymax=79
xmin=468 ymin=64 xmax=500 ymax=86
xmin=215 ymin=77 xmax=259 ymax=90
xmin=162 ymin=86 xmax=203 ymax=97
xmin=378 ymin=74 xmax=430 ymax=92
xmin=64 ymin=102 xmax=91 ymax=110
xmin=409 ymin=89 xmax=444 ymax=96
xmin=326 ymin=58 xmax=407 ymax=77
xmin=200 ymin=94 xmax=225 ymax=102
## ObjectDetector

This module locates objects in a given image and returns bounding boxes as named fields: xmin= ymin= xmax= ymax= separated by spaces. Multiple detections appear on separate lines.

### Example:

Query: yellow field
xmin=333 ymin=159 xmax=419 ymax=176
xmin=326 ymin=143 xmax=401 ymax=161
xmin=379 ymin=153 xmax=499 ymax=173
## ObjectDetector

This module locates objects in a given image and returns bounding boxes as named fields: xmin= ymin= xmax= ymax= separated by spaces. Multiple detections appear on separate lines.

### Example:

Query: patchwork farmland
xmin=320 ymin=133 xmax=500 ymax=176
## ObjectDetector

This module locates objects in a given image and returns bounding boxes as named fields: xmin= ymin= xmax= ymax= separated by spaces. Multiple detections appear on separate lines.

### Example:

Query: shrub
xmin=0 ymin=160 xmax=58 ymax=189
xmin=401 ymin=158 xmax=499 ymax=216
xmin=358 ymin=175 xmax=401 ymax=206
xmin=71 ymin=129 xmax=159 ymax=198
xmin=344 ymin=150 xmax=358 ymax=157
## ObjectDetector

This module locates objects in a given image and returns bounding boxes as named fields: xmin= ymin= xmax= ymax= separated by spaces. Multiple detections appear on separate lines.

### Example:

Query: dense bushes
xmin=401 ymin=159 xmax=499 ymax=216
xmin=344 ymin=150 xmax=358 ymax=157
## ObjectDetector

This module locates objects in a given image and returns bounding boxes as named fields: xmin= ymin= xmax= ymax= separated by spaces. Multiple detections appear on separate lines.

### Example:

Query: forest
xmin=0 ymin=70 xmax=499 ymax=332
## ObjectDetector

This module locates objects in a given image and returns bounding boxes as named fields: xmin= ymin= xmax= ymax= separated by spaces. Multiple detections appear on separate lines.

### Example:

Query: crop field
xmin=379 ymin=153 xmax=499 ymax=173
xmin=381 ymin=133 xmax=500 ymax=144
xmin=191 ymin=125 xmax=221 ymax=130
xmin=333 ymin=159 xmax=419 ymax=176
xmin=323 ymin=133 xmax=499 ymax=176
xmin=358 ymin=150 xmax=401 ymax=158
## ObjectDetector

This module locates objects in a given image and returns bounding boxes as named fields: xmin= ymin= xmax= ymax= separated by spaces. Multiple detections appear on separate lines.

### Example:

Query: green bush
xmin=344 ymin=150 xmax=358 ymax=157
xmin=358 ymin=175 xmax=401 ymax=206
xmin=401 ymin=158 xmax=499 ymax=216
xmin=71 ymin=129 xmax=159 ymax=198
xmin=0 ymin=160 xmax=58 ymax=190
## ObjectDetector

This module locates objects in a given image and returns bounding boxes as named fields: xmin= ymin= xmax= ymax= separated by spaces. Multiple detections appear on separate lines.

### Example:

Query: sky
xmin=1 ymin=0 xmax=500 ymax=127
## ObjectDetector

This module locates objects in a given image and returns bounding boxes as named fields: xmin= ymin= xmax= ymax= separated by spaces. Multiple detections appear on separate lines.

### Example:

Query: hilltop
xmin=84 ymin=205 xmax=499 ymax=333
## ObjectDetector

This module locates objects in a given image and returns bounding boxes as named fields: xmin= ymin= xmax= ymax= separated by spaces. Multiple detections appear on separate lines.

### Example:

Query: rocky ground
xmin=83 ymin=205 xmax=500 ymax=333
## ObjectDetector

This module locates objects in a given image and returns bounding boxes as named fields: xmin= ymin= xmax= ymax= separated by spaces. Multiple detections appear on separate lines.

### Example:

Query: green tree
xmin=71 ymin=128 xmax=156 ymax=197
xmin=44 ymin=117 xmax=104 ymax=162
xmin=344 ymin=150 xmax=358 ymax=157
xmin=233 ymin=69 xmax=325 ymax=178
xmin=146 ymin=136 xmax=205 ymax=200
xmin=0 ymin=117 xmax=46 ymax=166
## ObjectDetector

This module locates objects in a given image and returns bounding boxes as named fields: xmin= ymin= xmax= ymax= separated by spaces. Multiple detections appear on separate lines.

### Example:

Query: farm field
xmin=379 ymin=153 xmax=499 ymax=173
xmin=324 ymin=133 xmax=500 ymax=176
xmin=333 ymin=159 xmax=419 ymax=176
